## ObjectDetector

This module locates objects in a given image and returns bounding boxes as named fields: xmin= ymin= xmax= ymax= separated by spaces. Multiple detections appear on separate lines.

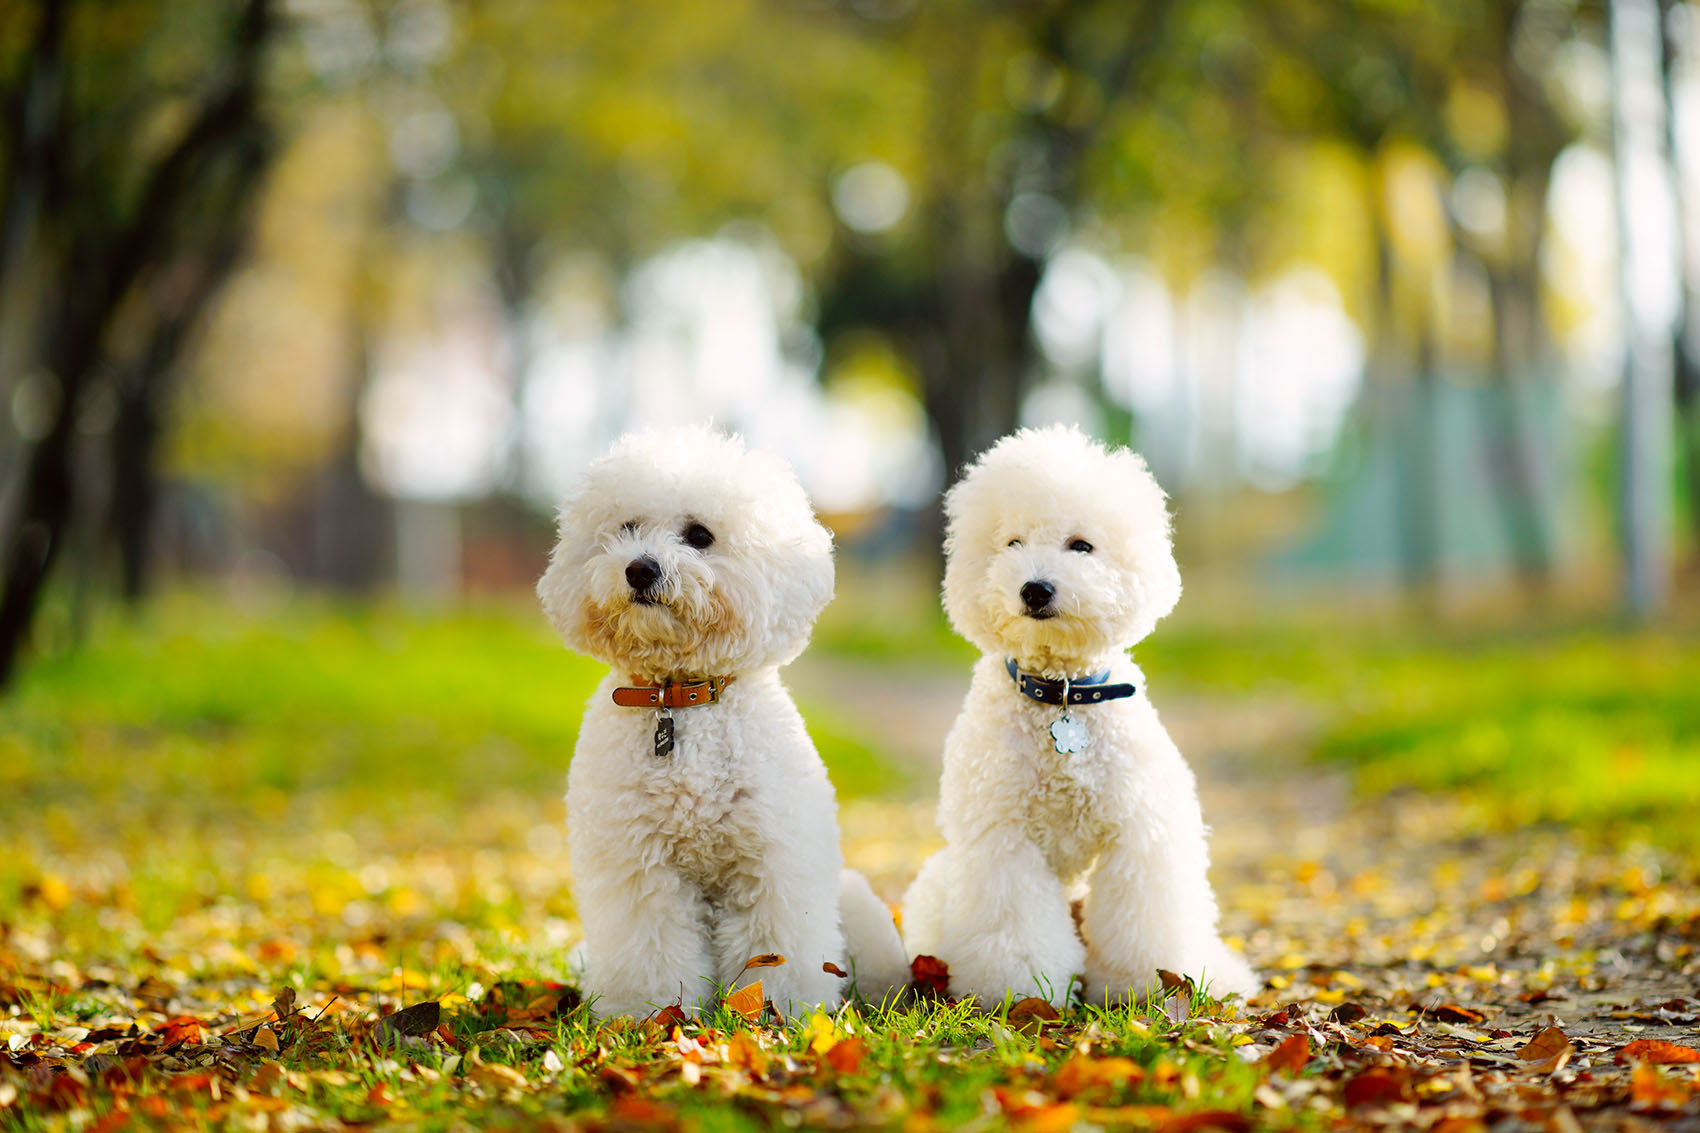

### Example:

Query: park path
xmin=793 ymin=654 xmax=1700 ymax=1055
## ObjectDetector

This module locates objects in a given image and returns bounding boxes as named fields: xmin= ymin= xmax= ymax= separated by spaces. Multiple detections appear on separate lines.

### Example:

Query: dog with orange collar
xmin=538 ymin=425 xmax=907 ymax=1020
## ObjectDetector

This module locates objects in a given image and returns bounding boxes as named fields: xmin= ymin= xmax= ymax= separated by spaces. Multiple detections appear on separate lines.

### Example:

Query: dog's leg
xmin=575 ymin=862 xmax=716 ymax=1020
xmin=1078 ymin=828 xmax=1257 ymax=1003
xmin=899 ymin=849 xmax=950 ymax=962
xmin=930 ymin=830 xmax=1083 ymax=1010
xmin=838 ymin=868 xmax=908 ymax=1008
xmin=713 ymin=855 xmax=844 ymax=1021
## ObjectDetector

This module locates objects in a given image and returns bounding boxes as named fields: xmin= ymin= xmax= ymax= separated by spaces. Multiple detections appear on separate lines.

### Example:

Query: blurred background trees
xmin=1 ymin=0 xmax=1695 ymax=689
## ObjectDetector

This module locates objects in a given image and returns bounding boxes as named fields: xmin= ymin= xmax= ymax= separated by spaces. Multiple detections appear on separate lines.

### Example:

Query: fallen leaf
xmin=822 ymin=961 xmax=849 ymax=978
xmin=824 ymin=1037 xmax=866 ymax=1073
xmin=1161 ymin=1111 xmax=1252 ymax=1132
xmin=1618 ymin=1039 xmax=1700 ymax=1065
xmin=1162 ymin=990 xmax=1190 ymax=1025
xmin=1629 ymin=1062 xmax=1694 ymax=1110
xmin=252 ymin=1026 xmax=278 ymax=1053
xmin=1327 ymin=1003 xmax=1367 ymax=1024
xmin=373 ymin=1001 xmax=441 ymax=1042
xmin=725 ymin=981 xmax=764 ymax=1020
xmin=1431 ymin=1004 xmax=1485 ymax=1024
xmin=1260 ymin=1034 xmax=1309 ymax=1076
xmin=740 ymin=953 xmax=786 ymax=973
xmin=910 ymin=954 xmax=950 ymax=998
xmin=1053 ymin=1056 xmax=1144 ymax=1099
xmin=1008 ymin=997 xmax=1062 ymax=1031
xmin=271 ymin=988 xmax=296 ymax=1022
xmin=1342 ymin=1067 xmax=1412 ymax=1109
xmin=157 ymin=1018 xmax=203 ymax=1046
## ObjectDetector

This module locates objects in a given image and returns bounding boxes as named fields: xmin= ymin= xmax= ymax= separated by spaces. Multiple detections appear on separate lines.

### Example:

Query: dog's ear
xmin=537 ymin=526 xmax=590 ymax=654
xmin=1106 ymin=447 xmax=1182 ymax=637
xmin=759 ymin=518 xmax=835 ymax=667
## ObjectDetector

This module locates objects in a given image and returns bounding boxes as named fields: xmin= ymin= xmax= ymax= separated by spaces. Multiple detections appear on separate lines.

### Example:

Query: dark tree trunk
xmin=1659 ymin=0 xmax=1700 ymax=560
xmin=0 ymin=0 xmax=274 ymax=690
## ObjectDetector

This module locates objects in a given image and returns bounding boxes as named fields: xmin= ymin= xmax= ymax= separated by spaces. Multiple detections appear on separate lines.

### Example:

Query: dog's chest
xmin=623 ymin=713 xmax=763 ymax=885
xmin=1013 ymin=705 xmax=1119 ymax=877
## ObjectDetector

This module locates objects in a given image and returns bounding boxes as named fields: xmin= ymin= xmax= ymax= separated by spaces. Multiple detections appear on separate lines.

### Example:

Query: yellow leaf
xmin=806 ymin=1011 xmax=840 ymax=1055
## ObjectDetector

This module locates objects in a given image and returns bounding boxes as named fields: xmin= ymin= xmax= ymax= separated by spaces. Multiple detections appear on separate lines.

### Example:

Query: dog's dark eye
xmin=619 ymin=521 xmax=639 ymax=536
xmin=1068 ymin=539 xmax=1093 ymax=554
xmin=682 ymin=523 xmax=715 ymax=550
xmin=1007 ymin=538 xmax=1023 ymax=548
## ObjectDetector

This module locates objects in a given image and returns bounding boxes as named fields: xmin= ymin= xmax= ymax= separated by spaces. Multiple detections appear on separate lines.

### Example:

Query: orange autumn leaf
xmin=1629 ymin=1062 xmax=1695 ymax=1110
xmin=1052 ymin=1055 xmax=1144 ymax=1099
xmin=1260 ymin=1034 xmax=1309 ymax=1076
xmin=1618 ymin=1039 xmax=1700 ymax=1065
xmin=157 ymin=1018 xmax=204 ymax=1046
xmin=740 ymin=953 xmax=786 ymax=973
xmin=822 ymin=961 xmax=849 ymax=978
xmin=824 ymin=1036 xmax=866 ymax=1073
xmin=725 ymin=981 xmax=765 ymax=1020
xmin=1430 ymin=1004 xmax=1485 ymax=1024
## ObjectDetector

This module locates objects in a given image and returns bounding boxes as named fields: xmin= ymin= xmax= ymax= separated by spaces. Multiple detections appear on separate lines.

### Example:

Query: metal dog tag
xmin=1051 ymin=712 xmax=1088 ymax=755
xmin=654 ymin=709 xmax=675 ymax=758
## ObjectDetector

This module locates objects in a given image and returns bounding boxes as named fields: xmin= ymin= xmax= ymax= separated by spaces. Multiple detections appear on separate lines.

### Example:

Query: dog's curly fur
xmin=539 ymin=425 xmax=907 ymax=1019
xmin=902 ymin=425 xmax=1256 ymax=1006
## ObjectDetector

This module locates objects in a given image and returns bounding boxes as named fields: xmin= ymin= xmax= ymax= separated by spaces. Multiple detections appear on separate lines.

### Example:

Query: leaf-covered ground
xmin=3 ymin=594 xmax=1698 ymax=1130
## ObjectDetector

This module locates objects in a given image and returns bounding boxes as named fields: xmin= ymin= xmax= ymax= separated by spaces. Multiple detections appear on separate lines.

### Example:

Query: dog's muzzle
xmin=626 ymin=556 xmax=663 ymax=604
xmin=1020 ymin=579 xmax=1057 ymax=619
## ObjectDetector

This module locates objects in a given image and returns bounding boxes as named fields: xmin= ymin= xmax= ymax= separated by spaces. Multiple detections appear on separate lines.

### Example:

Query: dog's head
xmin=538 ymin=426 xmax=834 ymax=678
xmin=941 ymin=425 xmax=1180 ymax=673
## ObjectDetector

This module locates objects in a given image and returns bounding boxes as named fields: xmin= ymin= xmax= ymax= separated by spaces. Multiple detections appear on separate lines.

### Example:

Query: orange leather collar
xmin=611 ymin=676 xmax=731 ymax=709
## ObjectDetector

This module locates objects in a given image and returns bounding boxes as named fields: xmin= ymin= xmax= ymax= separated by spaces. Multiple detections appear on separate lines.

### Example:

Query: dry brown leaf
xmin=1327 ymin=1003 xmax=1368 ymax=1024
xmin=1342 ymin=1067 xmax=1413 ymax=1109
xmin=252 ymin=1026 xmax=279 ymax=1054
xmin=1514 ymin=1024 xmax=1573 ymax=1074
xmin=740 ymin=953 xmax=786 ymax=973
xmin=822 ymin=961 xmax=849 ymax=978
xmin=373 ymin=1001 xmax=440 ymax=1042
xmin=1008 ymin=997 xmax=1062 ymax=1031
xmin=725 ymin=981 xmax=765 ymax=1020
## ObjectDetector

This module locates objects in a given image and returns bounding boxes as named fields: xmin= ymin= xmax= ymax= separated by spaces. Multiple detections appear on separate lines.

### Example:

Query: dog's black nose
xmin=1020 ymin=579 xmax=1055 ymax=612
xmin=626 ymin=556 xmax=662 ymax=593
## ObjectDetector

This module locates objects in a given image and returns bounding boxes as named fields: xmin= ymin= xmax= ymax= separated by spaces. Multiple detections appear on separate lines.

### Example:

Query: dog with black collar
xmin=902 ymin=425 xmax=1257 ymax=1007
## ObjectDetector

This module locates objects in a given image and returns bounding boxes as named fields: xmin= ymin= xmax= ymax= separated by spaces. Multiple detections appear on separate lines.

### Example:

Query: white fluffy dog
xmin=538 ymin=425 xmax=908 ymax=1020
xmin=902 ymin=426 xmax=1256 ymax=1007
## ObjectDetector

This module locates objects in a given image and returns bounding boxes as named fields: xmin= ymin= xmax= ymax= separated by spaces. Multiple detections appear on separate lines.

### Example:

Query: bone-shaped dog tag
xmin=654 ymin=709 xmax=675 ymax=758
xmin=1051 ymin=712 xmax=1088 ymax=755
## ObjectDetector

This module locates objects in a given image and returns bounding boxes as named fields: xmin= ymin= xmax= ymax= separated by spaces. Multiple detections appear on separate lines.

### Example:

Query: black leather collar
xmin=1005 ymin=658 xmax=1138 ymax=706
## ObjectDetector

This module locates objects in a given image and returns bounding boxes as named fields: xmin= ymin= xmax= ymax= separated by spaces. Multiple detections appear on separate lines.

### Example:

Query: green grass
xmin=1139 ymin=613 xmax=1700 ymax=852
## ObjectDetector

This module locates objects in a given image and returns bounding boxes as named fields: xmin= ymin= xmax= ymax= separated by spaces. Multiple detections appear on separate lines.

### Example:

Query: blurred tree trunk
xmin=1659 ymin=0 xmax=1700 ymax=564
xmin=820 ymin=0 xmax=1168 ymax=552
xmin=0 ymin=0 xmax=275 ymax=690
xmin=1609 ymin=0 xmax=1676 ymax=617
xmin=1478 ymin=0 xmax=1565 ymax=592
xmin=111 ymin=154 xmax=270 ymax=603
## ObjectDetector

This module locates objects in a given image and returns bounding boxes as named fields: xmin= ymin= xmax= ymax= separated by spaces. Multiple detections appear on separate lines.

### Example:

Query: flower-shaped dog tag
xmin=1051 ymin=711 xmax=1088 ymax=755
